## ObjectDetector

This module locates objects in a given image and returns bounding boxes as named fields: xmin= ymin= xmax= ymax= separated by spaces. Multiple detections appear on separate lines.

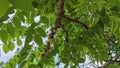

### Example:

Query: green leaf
xmin=64 ymin=64 xmax=69 ymax=68
xmin=9 ymin=42 xmax=15 ymax=51
xmin=17 ymin=39 xmax=22 ymax=46
xmin=17 ymin=11 xmax=25 ymax=22
xmin=25 ymin=28 xmax=35 ymax=37
xmin=3 ymin=44 xmax=9 ymax=53
xmin=0 ymin=7 xmax=14 ymax=22
xmin=79 ymin=58 xmax=85 ymax=63
xmin=20 ymin=45 xmax=32 ymax=55
xmin=29 ymin=64 xmax=39 ymax=68
xmin=0 ymin=29 xmax=8 ymax=44
xmin=8 ymin=0 xmax=34 ymax=12
xmin=107 ymin=64 xmax=120 ymax=68
xmin=36 ymin=27 xmax=46 ymax=37
xmin=0 ymin=62 xmax=4 ymax=66
xmin=19 ymin=27 xmax=26 ymax=37
xmin=12 ymin=16 xmax=21 ymax=28
xmin=32 ymin=1 xmax=38 ymax=8
xmin=26 ymin=12 xmax=35 ymax=24
xmin=0 ymin=23 xmax=3 ymax=28
xmin=19 ymin=54 xmax=28 ymax=64
xmin=15 ymin=29 xmax=20 ymax=38
xmin=19 ymin=60 xmax=26 ymax=68
xmin=0 ymin=14 xmax=9 ymax=22
xmin=61 ymin=57 xmax=68 ymax=64
xmin=34 ymin=35 xmax=43 ymax=46
xmin=5 ymin=62 xmax=11 ymax=68
xmin=7 ymin=23 xmax=15 ymax=38
xmin=14 ymin=55 xmax=19 ymax=62
xmin=6 ymin=7 xmax=14 ymax=14
xmin=111 ymin=22 xmax=118 ymax=32
xmin=29 ymin=22 xmax=38 ymax=29
xmin=19 ymin=45 xmax=32 ymax=63
xmin=110 ymin=6 xmax=120 ymax=12
xmin=0 ymin=0 xmax=10 ymax=18
xmin=9 ymin=59 xmax=16 ymax=68
xmin=25 ymin=23 xmax=37 ymax=36
xmin=25 ymin=35 xmax=33 ymax=45
xmin=98 ymin=7 xmax=105 ymax=28
xmin=40 ymin=16 xmax=49 ymax=24
xmin=109 ymin=0 xmax=120 ymax=6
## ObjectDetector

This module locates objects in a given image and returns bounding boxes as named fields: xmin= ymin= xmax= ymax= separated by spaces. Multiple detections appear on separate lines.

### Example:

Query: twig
xmin=60 ymin=24 xmax=68 ymax=42
xmin=102 ymin=55 xmax=120 ymax=68
xmin=63 ymin=15 xmax=89 ymax=30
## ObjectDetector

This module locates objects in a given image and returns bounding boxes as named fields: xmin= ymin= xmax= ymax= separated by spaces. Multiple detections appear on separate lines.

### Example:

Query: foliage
xmin=0 ymin=0 xmax=120 ymax=68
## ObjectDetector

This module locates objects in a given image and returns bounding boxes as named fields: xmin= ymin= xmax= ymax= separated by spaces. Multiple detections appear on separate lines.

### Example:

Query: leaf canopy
xmin=0 ymin=0 xmax=120 ymax=68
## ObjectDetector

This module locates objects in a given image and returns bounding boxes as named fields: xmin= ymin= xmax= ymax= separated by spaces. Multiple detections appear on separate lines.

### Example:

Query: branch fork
xmin=44 ymin=0 xmax=89 ymax=53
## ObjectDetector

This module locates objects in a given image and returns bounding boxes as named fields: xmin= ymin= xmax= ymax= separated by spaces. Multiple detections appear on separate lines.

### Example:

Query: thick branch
xmin=45 ymin=0 xmax=65 ymax=52
xmin=54 ymin=0 xmax=64 ymax=30
xmin=63 ymin=15 xmax=89 ymax=30
xmin=50 ymin=0 xmax=64 ymax=38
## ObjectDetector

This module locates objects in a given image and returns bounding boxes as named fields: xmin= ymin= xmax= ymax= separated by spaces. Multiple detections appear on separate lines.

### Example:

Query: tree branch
xmin=63 ymin=15 xmax=89 ymax=30
xmin=102 ymin=55 xmax=120 ymax=68
xmin=44 ymin=0 xmax=89 ymax=53
xmin=44 ymin=0 xmax=65 ymax=52
xmin=60 ymin=24 xmax=68 ymax=42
